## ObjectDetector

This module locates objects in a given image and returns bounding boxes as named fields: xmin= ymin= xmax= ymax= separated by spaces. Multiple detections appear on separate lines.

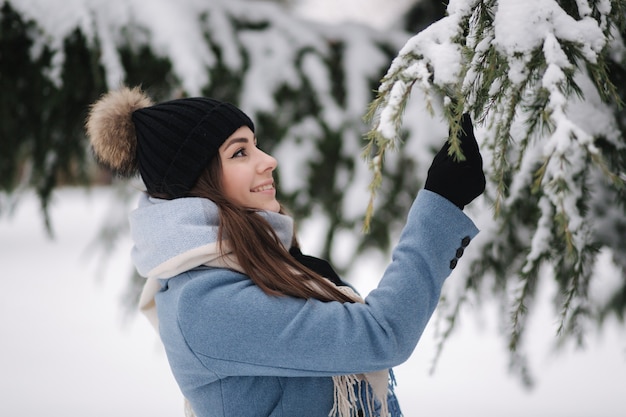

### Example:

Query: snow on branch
xmin=364 ymin=0 xmax=626 ymax=372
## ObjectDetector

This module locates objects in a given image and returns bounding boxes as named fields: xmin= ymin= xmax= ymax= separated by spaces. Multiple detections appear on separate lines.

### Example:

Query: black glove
xmin=424 ymin=113 xmax=486 ymax=209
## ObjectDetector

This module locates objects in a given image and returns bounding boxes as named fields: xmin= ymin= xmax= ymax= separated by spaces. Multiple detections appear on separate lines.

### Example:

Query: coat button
xmin=461 ymin=236 xmax=471 ymax=247
xmin=456 ymin=247 xmax=464 ymax=258
xmin=449 ymin=258 xmax=458 ymax=269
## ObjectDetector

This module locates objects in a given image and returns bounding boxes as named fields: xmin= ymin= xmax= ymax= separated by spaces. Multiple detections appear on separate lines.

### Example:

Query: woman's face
xmin=218 ymin=126 xmax=280 ymax=213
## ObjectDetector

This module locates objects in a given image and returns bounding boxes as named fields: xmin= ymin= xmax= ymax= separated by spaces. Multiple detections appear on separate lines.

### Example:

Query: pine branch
xmin=362 ymin=63 xmax=433 ymax=231
xmin=362 ymin=2 xmax=478 ymax=230
xmin=509 ymin=267 xmax=539 ymax=353
xmin=364 ymin=0 xmax=626 ymax=372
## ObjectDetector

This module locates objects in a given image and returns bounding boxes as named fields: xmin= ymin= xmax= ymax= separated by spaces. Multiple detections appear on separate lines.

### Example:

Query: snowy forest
xmin=2 ymin=0 xmax=625 ymax=391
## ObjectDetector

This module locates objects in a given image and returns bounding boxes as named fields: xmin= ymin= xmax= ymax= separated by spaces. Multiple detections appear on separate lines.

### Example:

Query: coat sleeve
xmin=174 ymin=190 xmax=479 ymax=378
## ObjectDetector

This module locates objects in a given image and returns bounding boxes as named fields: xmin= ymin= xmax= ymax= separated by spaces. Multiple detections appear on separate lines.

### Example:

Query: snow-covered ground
xmin=1 ymin=187 xmax=624 ymax=417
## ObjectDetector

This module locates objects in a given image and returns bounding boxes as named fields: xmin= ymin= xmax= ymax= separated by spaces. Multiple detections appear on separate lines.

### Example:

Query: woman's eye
xmin=232 ymin=148 xmax=246 ymax=158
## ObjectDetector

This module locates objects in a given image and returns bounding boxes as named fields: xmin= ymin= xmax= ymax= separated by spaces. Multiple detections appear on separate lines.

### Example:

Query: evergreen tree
xmin=364 ymin=0 xmax=626 ymax=384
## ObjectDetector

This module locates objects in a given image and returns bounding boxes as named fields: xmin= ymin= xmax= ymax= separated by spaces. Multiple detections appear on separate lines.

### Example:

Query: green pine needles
xmin=363 ymin=0 xmax=626 ymax=383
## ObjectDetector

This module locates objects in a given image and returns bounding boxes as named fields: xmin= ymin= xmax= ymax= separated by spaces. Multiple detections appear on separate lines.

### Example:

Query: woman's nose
xmin=258 ymin=149 xmax=277 ymax=172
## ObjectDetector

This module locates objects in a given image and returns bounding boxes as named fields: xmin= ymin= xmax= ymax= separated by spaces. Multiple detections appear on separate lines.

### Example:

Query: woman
xmin=86 ymin=86 xmax=485 ymax=417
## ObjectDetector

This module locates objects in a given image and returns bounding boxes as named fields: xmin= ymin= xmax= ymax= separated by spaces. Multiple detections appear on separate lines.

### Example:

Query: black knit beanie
xmin=131 ymin=97 xmax=254 ymax=197
xmin=86 ymin=88 xmax=254 ymax=198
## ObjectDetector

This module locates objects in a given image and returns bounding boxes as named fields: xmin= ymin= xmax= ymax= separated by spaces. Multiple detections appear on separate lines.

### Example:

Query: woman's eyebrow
xmin=223 ymin=137 xmax=249 ymax=150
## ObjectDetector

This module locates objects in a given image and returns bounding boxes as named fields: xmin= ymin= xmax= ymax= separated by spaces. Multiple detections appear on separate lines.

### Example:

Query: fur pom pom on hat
xmin=86 ymin=86 xmax=254 ymax=198
xmin=86 ymin=86 xmax=153 ymax=176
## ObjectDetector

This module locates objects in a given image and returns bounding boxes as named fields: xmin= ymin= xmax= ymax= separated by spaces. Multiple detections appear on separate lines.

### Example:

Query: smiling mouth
xmin=251 ymin=184 xmax=275 ymax=192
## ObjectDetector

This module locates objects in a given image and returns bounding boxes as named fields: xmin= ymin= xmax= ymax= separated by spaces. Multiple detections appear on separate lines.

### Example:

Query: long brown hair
xmin=180 ymin=155 xmax=355 ymax=303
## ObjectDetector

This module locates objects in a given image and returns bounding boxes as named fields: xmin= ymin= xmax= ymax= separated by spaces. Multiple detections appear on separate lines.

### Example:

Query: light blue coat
xmin=129 ymin=190 xmax=479 ymax=417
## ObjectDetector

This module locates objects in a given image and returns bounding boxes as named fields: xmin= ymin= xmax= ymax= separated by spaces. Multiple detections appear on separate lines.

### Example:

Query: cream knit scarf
xmin=139 ymin=242 xmax=391 ymax=417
